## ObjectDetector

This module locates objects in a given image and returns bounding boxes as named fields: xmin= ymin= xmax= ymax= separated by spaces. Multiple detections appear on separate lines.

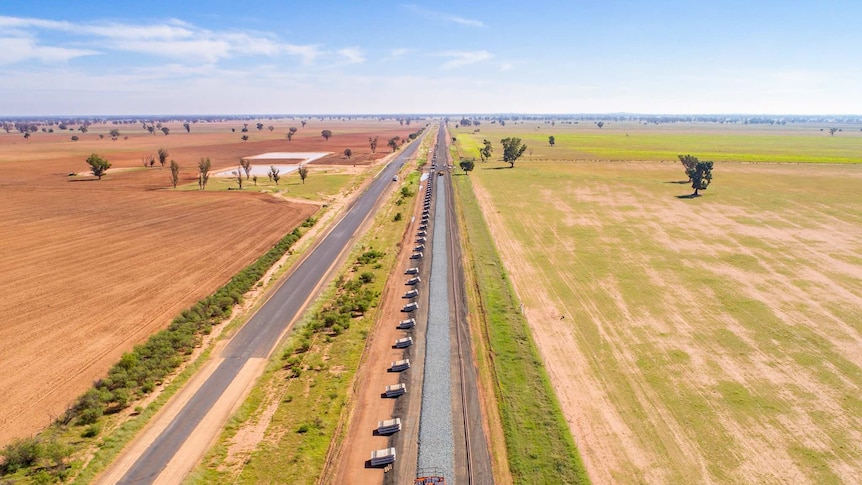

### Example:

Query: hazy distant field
xmin=454 ymin=121 xmax=862 ymax=164
xmin=453 ymin=125 xmax=862 ymax=483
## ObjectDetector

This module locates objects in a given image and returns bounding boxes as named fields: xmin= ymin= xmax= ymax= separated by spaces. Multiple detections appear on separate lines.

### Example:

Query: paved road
xmin=118 ymin=139 xmax=421 ymax=484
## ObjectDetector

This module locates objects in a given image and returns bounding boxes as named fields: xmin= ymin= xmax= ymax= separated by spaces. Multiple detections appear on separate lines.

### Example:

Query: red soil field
xmin=0 ymin=119 xmax=420 ymax=445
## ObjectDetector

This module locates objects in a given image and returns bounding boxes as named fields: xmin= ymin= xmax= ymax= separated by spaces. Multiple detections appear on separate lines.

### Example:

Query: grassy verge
xmin=186 ymin=134 xmax=430 ymax=484
xmin=452 ymin=173 xmax=590 ymax=484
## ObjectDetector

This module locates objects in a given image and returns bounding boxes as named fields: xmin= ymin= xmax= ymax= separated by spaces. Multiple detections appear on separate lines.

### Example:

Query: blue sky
xmin=1 ymin=1 xmax=860 ymax=115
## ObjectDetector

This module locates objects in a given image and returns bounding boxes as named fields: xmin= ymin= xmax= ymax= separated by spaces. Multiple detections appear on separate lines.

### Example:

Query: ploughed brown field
xmin=0 ymin=119 xmax=418 ymax=444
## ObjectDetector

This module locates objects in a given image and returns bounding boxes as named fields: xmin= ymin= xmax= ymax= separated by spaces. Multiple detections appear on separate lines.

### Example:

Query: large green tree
xmin=686 ymin=159 xmax=714 ymax=196
xmin=86 ymin=153 xmax=111 ymax=180
xmin=460 ymin=159 xmax=475 ymax=174
xmin=678 ymin=154 xmax=699 ymax=181
xmin=500 ymin=137 xmax=527 ymax=168
xmin=321 ymin=129 xmax=332 ymax=141
xmin=548 ymin=135 xmax=555 ymax=146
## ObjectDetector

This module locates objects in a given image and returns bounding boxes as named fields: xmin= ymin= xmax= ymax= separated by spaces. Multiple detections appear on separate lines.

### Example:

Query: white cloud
xmin=0 ymin=36 xmax=99 ymax=65
xmin=282 ymin=44 xmax=322 ymax=64
xmin=0 ymin=15 xmax=322 ymax=65
xmin=446 ymin=15 xmax=484 ymax=27
xmin=499 ymin=62 xmax=513 ymax=71
xmin=438 ymin=50 xmax=493 ymax=69
xmin=403 ymin=5 xmax=485 ymax=28
xmin=337 ymin=47 xmax=366 ymax=64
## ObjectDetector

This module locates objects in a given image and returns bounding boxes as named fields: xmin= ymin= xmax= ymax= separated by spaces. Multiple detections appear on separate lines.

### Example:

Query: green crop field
xmin=452 ymin=127 xmax=862 ymax=483
xmin=453 ymin=122 xmax=862 ymax=164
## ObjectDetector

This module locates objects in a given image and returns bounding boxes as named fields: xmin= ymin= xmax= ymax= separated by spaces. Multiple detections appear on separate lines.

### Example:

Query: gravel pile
xmin=416 ymin=174 xmax=455 ymax=482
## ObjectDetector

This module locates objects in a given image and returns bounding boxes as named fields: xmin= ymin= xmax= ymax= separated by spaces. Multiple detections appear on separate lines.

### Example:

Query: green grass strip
xmin=453 ymin=174 xmax=590 ymax=484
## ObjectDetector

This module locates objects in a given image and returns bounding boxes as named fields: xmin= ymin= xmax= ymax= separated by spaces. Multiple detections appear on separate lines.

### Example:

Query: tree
xmin=183 ymin=122 xmax=191 ymax=133
xmin=596 ymin=121 xmax=604 ymax=129
xmin=240 ymin=158 xmax=251 ymax=179
xmin=287 ymin=131 xmax=294 ymax=141
xmin=169 ymin=160 xmax=180 ymax=188
xmin=268 ymin=125 xmax=274 ymax=132
xmin=388 ymin=136 xmax=400 ymax=152
xmin=269 ymin=165 xmax=281 ymax=185
xmin=157 ymin=148 xmax=169 ymax=167
xmin=252 ymin=175 xmax=258 ymax=186
xmin=479 ymin=139 xmax=493 ymax=162
xmin=161 ymin=127 xmax=170 ymax=136
xmin=109 ymin=128 xmax=121 ymax=138
xmin=86 ymin=153 xmax=111 ymax=180
xmin=147 ymin=125 xmax=155 ymax=135
xmin=548 ymin=135 xmax=555 ymax=146
xmin=321 ymin=129 xmax=332 ymax=141
xmin=198 ymin=157 xmax=211 ymax=190
xmin=343 ymin=148 xmax=352 ymax=159
xmin=253 ymin=122 xmax=261 ymax=131
xmin=460 ymin=159 xmax=475 ymax=174
xmin=687 ymin=160 xmax=714 ymax=196
xmin=241 ymin=135 xmax=249 ymax=142
xmin=301 ymin=120 xmax=307 ymax=128
xmin=235 ymin=169 xmax=243 ymax=189
xmin=829 ymin=127 xmax=838 ymax=136
xmin=71 ymin=135 xmax=79 ymax=142
xmin=78 ymin=125 xmax=88 ymax=134
xmin=678 ymin=154 xmax=699 ymax=181
xmin=500 ymin=137 xmax=527 ymax=168
xmin=23 ymin=132 xmax=30 ymax=140
xmin=298 ymin=166 xmax=309 ymax=184
xmin=369 ymin=136 xmax=378 ymax=153
xmin=290 ymin=126 xmax=298 ymax=135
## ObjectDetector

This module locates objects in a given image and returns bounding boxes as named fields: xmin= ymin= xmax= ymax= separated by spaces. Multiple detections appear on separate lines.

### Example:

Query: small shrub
xmin=0 ymin=436 xmax=42 ymax=473
xmin=82 ymin=424 xmax=101 ymax=438
xmin=358 ymin=272 xmax=375 ymax=284
xmin=357 ymin=249 xmax=384 ymax=265
xmin=297 ymin=423 xmax=309 ymax=434
xmin=393 ymin=212 xmax=402 ymax=222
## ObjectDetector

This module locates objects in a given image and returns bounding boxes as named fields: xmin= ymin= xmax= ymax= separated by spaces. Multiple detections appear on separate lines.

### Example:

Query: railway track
xmin=445 ymin=166 xmax=475 ymax=485
xmin=412 ymin=123 xmax=490 ymax=485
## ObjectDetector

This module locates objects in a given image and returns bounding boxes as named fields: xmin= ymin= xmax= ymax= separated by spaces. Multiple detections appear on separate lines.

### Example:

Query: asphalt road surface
xmin=118 ymin=137 xmax=422 ymax=484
